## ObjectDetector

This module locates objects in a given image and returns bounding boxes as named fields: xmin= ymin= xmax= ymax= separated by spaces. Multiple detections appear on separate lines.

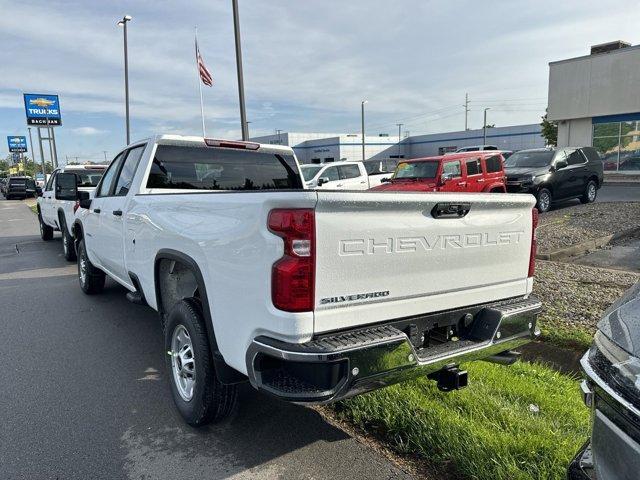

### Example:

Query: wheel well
xmin=72 ymin=221 xmax=83 ymax=241
xmin=156 ymin=258 xmax=199 ymax=318
xmin=154 ymin=251 xmax=247 ymax=384
xmin=537 ymin=183 xmax=553 ymax=196
xmin=588 ymin=175 xmax=599 ymax=187
xmin=489 ymin=185 xmax=506 ymax=193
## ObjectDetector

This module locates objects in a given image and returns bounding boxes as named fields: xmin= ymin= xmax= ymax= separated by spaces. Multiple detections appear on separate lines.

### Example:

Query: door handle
xmin=112 ymin=210 xmax=123 ymax=216
xmin=457 ymin=182 xmax=467 ymax=186
xmin=93 ymin=208 xmax=101 ymax=214
xmin=477 ymin=179 xmax=485 ymax=182
xmin=336 ymin=183 xmax=344 ymax=187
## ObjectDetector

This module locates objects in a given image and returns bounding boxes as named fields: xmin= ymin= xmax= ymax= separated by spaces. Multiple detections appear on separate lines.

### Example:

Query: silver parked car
xmin=568 ymin=282 xmax=640 ymax=480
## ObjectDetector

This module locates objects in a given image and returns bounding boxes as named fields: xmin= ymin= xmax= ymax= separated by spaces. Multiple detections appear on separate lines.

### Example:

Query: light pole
xmin=232 ymin=0 xmax=249 ymax=141
xmin=483 ymin=108 xmax=490 ymax=146
xmin=361 ymin=100 xmax=368 ymax=161
xmin=396 ymin=123 xmax=403 ymax=158
xmin=117 ymin=15 xmax=132 ymax=145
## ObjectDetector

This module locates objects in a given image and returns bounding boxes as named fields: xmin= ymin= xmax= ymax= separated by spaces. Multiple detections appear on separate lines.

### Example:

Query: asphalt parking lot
xmin=0 ymin=200 xmax=410 ymax=480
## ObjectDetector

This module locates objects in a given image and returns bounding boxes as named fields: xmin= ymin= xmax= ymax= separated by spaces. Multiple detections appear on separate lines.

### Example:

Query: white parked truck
xmin=68 ymin=135 xmax=541 ymax=426
xmin=37 ymin=164 xmax=108 ymax=261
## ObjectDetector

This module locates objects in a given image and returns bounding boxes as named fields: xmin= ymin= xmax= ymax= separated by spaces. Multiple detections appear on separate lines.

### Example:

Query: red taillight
xmin=73 ymin=200 xmax=80 ymax=214
xmin=268 ymin=209 xmax=315 ymax=312
xmin=204 ymin=138 xmax=260 ymax=150
xmin=528 ymin=207 xmax=538 ymax=277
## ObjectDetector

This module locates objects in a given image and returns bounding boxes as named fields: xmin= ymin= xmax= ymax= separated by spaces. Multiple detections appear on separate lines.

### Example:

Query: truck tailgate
xmin=314 ymin=191 xmax=536 ymax=333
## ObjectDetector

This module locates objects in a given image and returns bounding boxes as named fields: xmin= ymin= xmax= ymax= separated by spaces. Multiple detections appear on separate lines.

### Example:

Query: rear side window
xmin=147 ymin=146 xmax=303 ymax=190
xmin=465 ymin=158 xmax=481 ymax=175
xmin=581 ymin=147 xmax=603 ymax=163
xmin=485 ymin=155 xmax=503 ymax=173
xmin=45 ymin=172 xmax=57 ymax=191
xmin=114 ymin=145 xmax=145 ymax=196
xmin=97 ymin=153 xmax=125 ymax=197
xmin=76 ymin=171 xmax=106 ymax=187
xmin=567 ymin=150 xmax=586 ymax=166
xmin=339 ymin=164 xmax=361 ymax=179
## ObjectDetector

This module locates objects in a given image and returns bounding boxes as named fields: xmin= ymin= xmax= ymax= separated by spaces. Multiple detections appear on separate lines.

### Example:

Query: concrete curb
xmin=537 ymin=226 xmax=640 ymax=261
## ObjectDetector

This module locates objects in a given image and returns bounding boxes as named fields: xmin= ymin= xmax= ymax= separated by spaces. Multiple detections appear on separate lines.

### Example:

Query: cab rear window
xmin=147 ymin=146 xmax=303 ymax=191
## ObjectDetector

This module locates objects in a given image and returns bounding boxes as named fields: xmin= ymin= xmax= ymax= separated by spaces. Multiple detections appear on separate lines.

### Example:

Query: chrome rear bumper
xmin=246 ymin=296 xmax=541 ymax=403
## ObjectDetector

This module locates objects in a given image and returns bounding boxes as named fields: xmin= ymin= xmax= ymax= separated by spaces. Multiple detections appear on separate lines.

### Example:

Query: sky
xmin=0 ymin=0 xmax=637 ymax=164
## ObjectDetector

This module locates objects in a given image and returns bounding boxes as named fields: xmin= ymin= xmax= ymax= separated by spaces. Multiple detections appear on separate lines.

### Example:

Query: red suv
xmin=370 ymin=152 xmax=506 ymax=193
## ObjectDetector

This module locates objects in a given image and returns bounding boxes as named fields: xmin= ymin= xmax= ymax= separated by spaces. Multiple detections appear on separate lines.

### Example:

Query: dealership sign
xmin=23 ymin=93 xmax=62 ymax=126
xmin=7 ymin=135 xmax=28 ymax=153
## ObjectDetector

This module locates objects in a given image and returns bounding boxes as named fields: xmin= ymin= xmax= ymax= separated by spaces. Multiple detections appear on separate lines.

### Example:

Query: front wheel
xmin=580 ymin=180 xmax=598 ymax=204
xmin=536 ymin=188 xmax=552 ymax=213
xmin=77 ymin=239 xmax=105 ymax=294
xmin=164 ymin=299 xmax=238 ymax=426
xmin=61 ymin=218 xmax=77 ymax=261
xmin=39 ymin=212 xmax=53 ymax=241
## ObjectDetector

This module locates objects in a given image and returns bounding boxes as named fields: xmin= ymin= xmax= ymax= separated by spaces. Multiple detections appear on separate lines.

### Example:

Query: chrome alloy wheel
xmin=587 ymin=183 xmax=597 ymax=202
xmin=538 ymin=191 xmax=550 ymax=212
xmin=171 ymin=325 xmax=196 ymax=401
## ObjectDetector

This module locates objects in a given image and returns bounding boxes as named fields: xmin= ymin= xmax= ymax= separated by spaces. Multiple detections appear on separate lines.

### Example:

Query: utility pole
xmin=483 ymin=108 xmax=490 ymax=146
xmin=28 ymin=127 xmax=44 ymax=176
xmin=275 ymin=129 xmax=282 ymax=144
xmin=463 ymin=93 xmax=470 ymax=131
xmin=117 ymin=15 xmax=132 ymax=145
xmin=103 ymin=151 xmax=108 ymax=162
xmin=361 ymin=100 xmax=368 ymax=161
xmin=396 ymin=123 xmax=403 ymax=158
xmin=232 ymin=0 xmax=249 ymax=141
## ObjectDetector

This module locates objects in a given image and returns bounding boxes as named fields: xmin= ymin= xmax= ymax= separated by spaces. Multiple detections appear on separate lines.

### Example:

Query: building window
xmin=593 ymin=119 xmax=640 ymax=172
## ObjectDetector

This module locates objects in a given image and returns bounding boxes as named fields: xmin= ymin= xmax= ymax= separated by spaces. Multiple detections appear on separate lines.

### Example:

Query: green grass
xmin=29 ymin=204 xmax=38 ymax=214
xmin=335 ymin=361 xmax=589 ymax=480
xmin=539 ymin=323 xmax=594 ymax=352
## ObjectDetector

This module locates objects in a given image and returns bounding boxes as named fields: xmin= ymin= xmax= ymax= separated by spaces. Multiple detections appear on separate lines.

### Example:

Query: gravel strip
xmin=533 ymin=260 xmax=638 ymax=335
xmin=538 ymin=202 xmax=640 ymax=252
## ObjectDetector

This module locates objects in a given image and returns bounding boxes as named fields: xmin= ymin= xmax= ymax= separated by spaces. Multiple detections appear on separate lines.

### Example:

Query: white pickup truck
xmin=300 ymin=161 xmax=391 ymax=189
xmin=37 ymin=164 xmax=108 ymax=261
xmin=68 ymin=135 xmax=541 ymax=426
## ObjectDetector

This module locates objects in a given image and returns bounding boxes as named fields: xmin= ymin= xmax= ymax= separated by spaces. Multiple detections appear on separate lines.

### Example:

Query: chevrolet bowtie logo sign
xmin=23 ymin=93 xmax=62 ymax=126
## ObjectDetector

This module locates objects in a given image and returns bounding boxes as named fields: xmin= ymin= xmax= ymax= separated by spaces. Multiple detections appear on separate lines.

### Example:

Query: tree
xmin=541 ymin=113 xmax=558 ymax=146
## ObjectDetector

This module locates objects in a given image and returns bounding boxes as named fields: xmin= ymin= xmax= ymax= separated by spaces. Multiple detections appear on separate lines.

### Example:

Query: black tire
xmin=164 ymin=299 xmax=238 ymax=426
xmin=39 ymin=211 xmax=54 ymax=241
xmin=77 ymin=239 xmax=105 ymax=294
xmin=580 ymin=180 xmax=598 ymax=204
xmin=60 ymin=216 xmax=77 ymax=261
xmin=5 ymin=195 xmax=12 ymax=200
xmin=536 ymin=188 xmax=552 ymax=213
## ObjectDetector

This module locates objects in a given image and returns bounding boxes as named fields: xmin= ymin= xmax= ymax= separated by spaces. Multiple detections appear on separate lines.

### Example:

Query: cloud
xmin=71 ymin=127 xmax=107 ymax=136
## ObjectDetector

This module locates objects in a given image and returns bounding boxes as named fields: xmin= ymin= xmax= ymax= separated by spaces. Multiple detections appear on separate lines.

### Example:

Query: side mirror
xmin=55 ymin=172 xmax=78 ymax=200
xmin=440 ymin=172 xmax=454 ymax=184
xmin=78 ymin=190 xmax=92 ymax=209
xmin=555 ymin=160 xmax=567 ymax=170
xmin=317 ymin=177 xmax=330 ymax=186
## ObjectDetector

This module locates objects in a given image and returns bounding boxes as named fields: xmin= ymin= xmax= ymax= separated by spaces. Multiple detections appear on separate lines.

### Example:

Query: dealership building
xmin=548 ymin=41 xmax=640 ymax=172
xmin=251 ymin=123 xmax=544 ymax=164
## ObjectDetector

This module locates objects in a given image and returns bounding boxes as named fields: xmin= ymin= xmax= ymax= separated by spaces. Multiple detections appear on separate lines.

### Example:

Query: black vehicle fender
xmin=57 ymin=208 xmax=69 ymax=234
xmin=154 ymin=249 xmax=246 ymax=384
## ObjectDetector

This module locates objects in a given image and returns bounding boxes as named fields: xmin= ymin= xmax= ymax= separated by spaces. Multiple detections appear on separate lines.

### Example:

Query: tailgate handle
xmin=431 ymin=202 xmax=471 ymax=219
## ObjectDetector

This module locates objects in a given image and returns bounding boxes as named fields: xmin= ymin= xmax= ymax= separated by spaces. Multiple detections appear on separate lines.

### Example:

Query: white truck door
xmin=339 ymin=163 xmax=369 ymax=190
xmin=41 ymin=170 xmax=57 ymax=226
xmin=97 ymin=145 xmax=145 ymax=283
xmin=317 ymin=165 xmax=341 ymax=189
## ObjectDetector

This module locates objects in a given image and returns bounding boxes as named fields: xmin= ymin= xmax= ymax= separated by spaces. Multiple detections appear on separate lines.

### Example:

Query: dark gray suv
xmin=568 ymin=282 xmax=640 ymax=480
xmin=505 ymin=147 xmax=604 ymax=212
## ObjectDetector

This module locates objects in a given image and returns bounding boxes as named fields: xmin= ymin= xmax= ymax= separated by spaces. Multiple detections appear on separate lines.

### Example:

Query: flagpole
xmin=195 ymin=27 xmax=206 ymax=138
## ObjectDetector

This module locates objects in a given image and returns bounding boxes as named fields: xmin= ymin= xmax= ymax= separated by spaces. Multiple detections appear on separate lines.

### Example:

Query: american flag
xmin=195 ymin=39 xmax=213 ymax=87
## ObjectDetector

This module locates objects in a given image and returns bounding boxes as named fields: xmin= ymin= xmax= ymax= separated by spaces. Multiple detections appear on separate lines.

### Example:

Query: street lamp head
xmin=117 ymin=15 xmax=132 ymax=26
xmin=124 ymin=15 xmax=132 ymax=21
xmin=117 ymin=20 xmax=124 ymax=26
xmin=362 ymin=100 xmax=368 ymax=105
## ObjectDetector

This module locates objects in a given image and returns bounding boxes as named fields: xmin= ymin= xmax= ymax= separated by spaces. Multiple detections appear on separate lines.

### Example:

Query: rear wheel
xmin=536 ymin=188 xmax=552 ymax=213
xmin=39 ymin=212 xmax=53 ymax=241
xmin=77 ymin=239 xmax=105 ymax=294
xmin=164 ymin=299 xmax=238 ymax=426
xmin=580 ymin=180 xmax=598 ymax=204
xmin=60 ymin=216 xmax=77 ymax=261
